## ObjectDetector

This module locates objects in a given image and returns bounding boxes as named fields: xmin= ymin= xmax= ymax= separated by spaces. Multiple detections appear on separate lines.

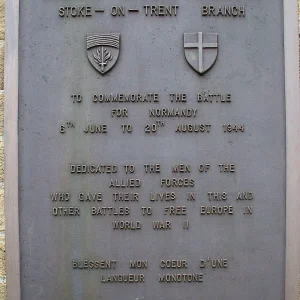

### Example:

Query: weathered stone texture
xmin=0 ymin=283 xmax=6 ymax=299
xmin=0 ymin=93 xmax=3 ymax=137
xmin=0 ymin=141 xmax=3 ymax=184
xmin=0 ymin=189 xmax=4 ymax=233
xmin=299 ymin=1 xmax=300 ymax=33
xmin=0 ymin=0 xmax=4 ymax=40
xmin=0 ymin=236 xmax=5 ymax=277
xmin=0 ymin=41 xmax=4 ymax=91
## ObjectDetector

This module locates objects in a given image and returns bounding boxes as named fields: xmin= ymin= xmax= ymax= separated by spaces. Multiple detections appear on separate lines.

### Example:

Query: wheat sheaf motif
xmin=93 ymin=47 xmax=113 ymax=73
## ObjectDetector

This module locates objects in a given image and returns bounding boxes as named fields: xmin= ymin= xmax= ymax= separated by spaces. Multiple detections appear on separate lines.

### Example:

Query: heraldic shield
xmin=184 ymin=32 xmax=218 ymax=75
xmin=87 ymin=33 xmax=120 ymax=75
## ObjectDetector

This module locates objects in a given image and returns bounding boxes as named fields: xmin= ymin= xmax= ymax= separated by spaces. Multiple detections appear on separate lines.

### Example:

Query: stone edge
xmin=285 ymin=0 xmax=300 ymax=299
xmin=4 ymin=0 xmax=20 ymax=298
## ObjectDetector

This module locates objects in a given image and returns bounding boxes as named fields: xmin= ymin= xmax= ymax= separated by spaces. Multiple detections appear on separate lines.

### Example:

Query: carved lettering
xmin=59 ymin=6 xmax=92 ymax=17
xmin=158 ymin=273 xmax=203 ymax=283
xmin=160 ymin=178 xmax=194 ymax=187
xmin=144 ymin=164 xmax=160 ymax=173
xmin=101 ymin=274 xmax=145 ymax=283
xmin=153 ymin=221 xmax=172 ymax=230
xmin=207 ymin=192 xmax=227 ymax=201
xmin=150 ymin=192 xmax=176 ymax=201
xmin=93 ymin=93 xmax=159 ymax=103
xmin=79 ymin=193 xmax=102 ymax=201
xmin=109 ymin=179 xmax=141 ymax=188
xmin=164 ymin=206 xmax=186 ymax=215
xmin=172 ymin=164 xmax=191 ymax=173
xmin=218 ymin=164 xmax=235 ymax=173
xmin=143 ymin=5 xmax=179 ymax=16
xmin=149 ymin=108 xmax=197 ymax=118
xmin=200 ymin=206 xmax=234 ymax=215
xmin=237 ymin=192 xmax=254 ymax=200
xmin=73 ymin=260 xmax=117 ymax=269
xmin=53 ymin=207 xmax=80 ymax=216
xmin=113 ymin=193 xmax=139 ymax=201
xmin=83 ymin=124 xmax=107 ymax=134
xmin=71 ymin=164 xmax=117 ymax=174
xmin=175 ymin=124 xmax=211 ymax=133
xmin=92 ymin=207 xmax=130 ymax=216
xmin=112 ymin=221 xmax=141 ymax=230
xmin=130 ymin=260 xmax=148 ymax=268
xmin=202 ymin=5 xmax=245 ymax=17
xmin=51 ymin=193 xmax=70 ymax=201
xmin=160 ymin=260 xmax=188 ymax=268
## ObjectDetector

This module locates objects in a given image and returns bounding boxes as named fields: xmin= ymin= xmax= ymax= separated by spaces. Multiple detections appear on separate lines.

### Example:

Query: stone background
xmin=0 ymin=1 xmax=297 ymax=299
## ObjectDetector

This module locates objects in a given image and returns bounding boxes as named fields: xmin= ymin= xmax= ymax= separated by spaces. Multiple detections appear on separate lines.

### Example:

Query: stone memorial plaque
xmin=4 ymin=0 xmax=300 ymax=299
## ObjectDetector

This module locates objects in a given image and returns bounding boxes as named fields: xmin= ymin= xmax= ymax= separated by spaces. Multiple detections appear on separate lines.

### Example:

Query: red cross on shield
xmin=184 ymin=32 xmax=218 ymax=75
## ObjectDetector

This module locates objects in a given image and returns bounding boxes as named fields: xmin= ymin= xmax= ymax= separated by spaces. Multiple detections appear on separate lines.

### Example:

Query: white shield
xmin=184 ymin=32 xmax=218 ymax=75
xmin=87 ymin=33 xmax=120 ymax=75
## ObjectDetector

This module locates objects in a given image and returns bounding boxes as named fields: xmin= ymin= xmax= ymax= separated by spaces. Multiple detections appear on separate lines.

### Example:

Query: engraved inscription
xmin=130 ymin=260 xmax=148 ymax=269
xmin=153 ymin=221 xmax=172 ymax=230
xmin=83 ymin=124 xmax=107 ymax=133
xmin=200 ymin=206 xmax=234 ymax=215
xmin=112 ymin=220 xmax=141 ymax=230
xmin=92 ymin=207 xmax=130 ymax=216
xmin=101 ymin=274 xmax=145 ymax=283
xmin=18 ymin=0 xmax=284 ymax=296
xmin=73 ymin=260 xmax=117 ymax=269
xmin=143 ymin=5 xmax=179 ymax=16
xmin=160 ymin=260 xmax=188 ymax=268
xmin=53 ymin=207 xmax=80 ymax=216
xmin=202 ymin=5 xmax=245 ymax=17
xmin=59 ymin=6 xmax=92 ymax=17
xmin=158 ymin=273 xmax=203 ymax=283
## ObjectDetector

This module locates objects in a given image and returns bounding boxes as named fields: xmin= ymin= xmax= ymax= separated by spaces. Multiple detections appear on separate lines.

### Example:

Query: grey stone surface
xmin=18 ymin=0 xmax=285 ymax=299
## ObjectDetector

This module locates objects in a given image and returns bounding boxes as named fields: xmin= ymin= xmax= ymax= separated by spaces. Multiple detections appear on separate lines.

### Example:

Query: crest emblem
xmin=184 ymin=32 xmax=218 ymax=75
xmin=87 ymin=33 xmax=120 ymax=75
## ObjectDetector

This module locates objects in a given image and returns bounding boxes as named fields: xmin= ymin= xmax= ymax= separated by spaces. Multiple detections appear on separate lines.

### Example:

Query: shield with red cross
xmin=184 ymin=32 xmax=218 ymax=75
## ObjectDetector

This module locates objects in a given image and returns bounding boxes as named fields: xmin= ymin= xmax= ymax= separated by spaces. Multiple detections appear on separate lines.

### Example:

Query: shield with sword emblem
xmin=184 ymin=32 xmax=218 ymax=75
xmin=87 ymin=33 xmax=120 ymax=75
